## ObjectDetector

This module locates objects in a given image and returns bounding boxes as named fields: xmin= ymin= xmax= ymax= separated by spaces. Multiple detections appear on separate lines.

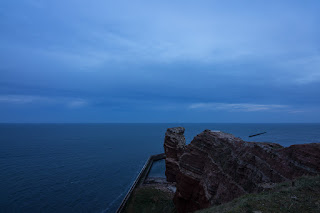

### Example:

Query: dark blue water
xmin=148 ymin=160 xmax=166 ymax=178
xmin=0 ymin=123 xmax=319 ymax=212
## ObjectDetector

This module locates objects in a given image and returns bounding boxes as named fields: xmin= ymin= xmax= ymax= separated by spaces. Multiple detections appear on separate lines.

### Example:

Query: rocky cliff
xmin=163 ymin=127 xmax=186 ymax=182
xmin=164 ymin=128 xmax=320 ymax=213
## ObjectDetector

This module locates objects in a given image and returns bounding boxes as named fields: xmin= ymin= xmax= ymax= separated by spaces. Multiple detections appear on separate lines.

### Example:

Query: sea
xmin=0 ymin=123 xmax=320 ymax=213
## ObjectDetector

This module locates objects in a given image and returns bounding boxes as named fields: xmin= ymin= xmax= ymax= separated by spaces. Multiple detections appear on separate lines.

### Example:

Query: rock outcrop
xmin=164 ymin=128 xmax=320 ymax=213
xmin=164 ymin=127 xmax=186 ymax=182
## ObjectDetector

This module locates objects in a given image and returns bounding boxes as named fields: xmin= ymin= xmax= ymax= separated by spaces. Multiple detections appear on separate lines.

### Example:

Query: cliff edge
xmin=164 ymin=128 xmax=320 ymax=213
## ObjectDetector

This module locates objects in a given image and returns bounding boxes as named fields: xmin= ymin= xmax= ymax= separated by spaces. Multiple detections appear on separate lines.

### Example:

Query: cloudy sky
xmin=0 ymin=0 xmax=319 ymax=122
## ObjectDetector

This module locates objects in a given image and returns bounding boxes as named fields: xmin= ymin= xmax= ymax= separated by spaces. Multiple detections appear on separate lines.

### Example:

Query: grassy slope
xmin=123 ymin=187 xmax=176 ymax=213
xmin=197 ymin=175 xmax=320 ymax=213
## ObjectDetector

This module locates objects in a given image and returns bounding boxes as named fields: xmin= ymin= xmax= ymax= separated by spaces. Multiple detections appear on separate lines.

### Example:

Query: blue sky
xmin=0 ymin=0 xmax=319 ymax=122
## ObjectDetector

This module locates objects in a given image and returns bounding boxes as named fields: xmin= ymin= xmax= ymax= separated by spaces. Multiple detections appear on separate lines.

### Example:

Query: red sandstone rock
xmin=164 ymin=128 xmax=320 ymax=213
xmin=164 ymin=127 xmax=186 ymax=182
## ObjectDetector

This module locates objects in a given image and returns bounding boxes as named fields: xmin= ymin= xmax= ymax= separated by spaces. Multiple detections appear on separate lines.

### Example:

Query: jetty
xmin=249 ymin=131 xmax=267 ymax=137
xmin=116 ymin=153 xmax=166 ymax=213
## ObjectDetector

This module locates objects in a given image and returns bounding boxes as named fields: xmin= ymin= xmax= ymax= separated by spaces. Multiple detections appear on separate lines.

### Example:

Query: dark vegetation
xmin=123 ymin=187 xmax=176 ymax=213
xmin=197 ymin=175 xmax=320 ymax=213
xmin=123 ymin=175 xmax=320 ymax=213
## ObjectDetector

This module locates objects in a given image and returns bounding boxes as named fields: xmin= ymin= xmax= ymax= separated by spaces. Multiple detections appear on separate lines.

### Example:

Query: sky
xmin=0 ymin=0 xmax=320 ymax=123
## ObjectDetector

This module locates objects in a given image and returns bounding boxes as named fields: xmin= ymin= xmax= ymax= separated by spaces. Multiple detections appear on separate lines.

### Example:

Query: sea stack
xmin=164 ymin=127 xmax=186 ymax=182
xmin=164 ymin=128 xmax=320 ymax=213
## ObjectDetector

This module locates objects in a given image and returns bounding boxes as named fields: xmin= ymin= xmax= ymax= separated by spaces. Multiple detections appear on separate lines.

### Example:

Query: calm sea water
xmin=1 ymin=123 xmax=320 ymax=213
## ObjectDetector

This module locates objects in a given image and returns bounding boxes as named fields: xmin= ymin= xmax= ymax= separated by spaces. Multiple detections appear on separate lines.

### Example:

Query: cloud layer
xmin=0 ymin=0 xmax=319 ymax=122
xmin=189 ymin=103 xmax=288 ymax=112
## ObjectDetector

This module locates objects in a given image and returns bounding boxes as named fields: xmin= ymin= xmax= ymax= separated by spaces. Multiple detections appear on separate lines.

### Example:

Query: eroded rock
xmin=164 ymin=127 xmax=186 ymax=182
xmin=164 ymin=128 xmax=320 ymax=213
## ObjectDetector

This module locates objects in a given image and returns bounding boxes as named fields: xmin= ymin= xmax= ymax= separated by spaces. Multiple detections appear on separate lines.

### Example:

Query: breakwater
xmin=116 ymin=153 xmax=165 ymax=213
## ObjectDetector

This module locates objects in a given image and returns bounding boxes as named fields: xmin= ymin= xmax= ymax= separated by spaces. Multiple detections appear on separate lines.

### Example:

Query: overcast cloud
xmin=0 ymin=0 xmax=319 ymax=122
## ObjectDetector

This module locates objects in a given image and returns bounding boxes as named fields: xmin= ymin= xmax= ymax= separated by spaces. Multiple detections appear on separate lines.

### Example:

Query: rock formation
xmin=163 ymin=127 xmax=186 ymax=182
xmin=164 ymin=128 xmax=320 ymax=213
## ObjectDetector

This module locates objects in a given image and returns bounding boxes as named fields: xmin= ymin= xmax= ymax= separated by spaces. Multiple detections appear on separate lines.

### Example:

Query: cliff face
xmin=163 ymin=127 xmax=186 ymax=182
xmin=164 ymin=128 xmax=320 ymax=213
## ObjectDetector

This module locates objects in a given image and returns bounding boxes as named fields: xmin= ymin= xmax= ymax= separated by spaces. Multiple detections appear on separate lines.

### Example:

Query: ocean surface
xmin=1 ymin=123 xmax=320 ymax=213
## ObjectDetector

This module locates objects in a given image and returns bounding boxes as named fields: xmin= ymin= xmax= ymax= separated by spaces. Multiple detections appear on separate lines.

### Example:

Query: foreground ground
xmin=197 ymin=175 xmax=320 ymax=213
xmin=123 ymin=175 xmax=320 ymax=213
xmin=123 ymin=185 xmax=176 ymax=213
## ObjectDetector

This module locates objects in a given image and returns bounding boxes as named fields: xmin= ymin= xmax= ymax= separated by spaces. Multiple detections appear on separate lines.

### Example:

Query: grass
xmin=197 ymin=175 xmax=320 ymax=213
xmin=123 ymin=187 xmax=176 ymax=213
